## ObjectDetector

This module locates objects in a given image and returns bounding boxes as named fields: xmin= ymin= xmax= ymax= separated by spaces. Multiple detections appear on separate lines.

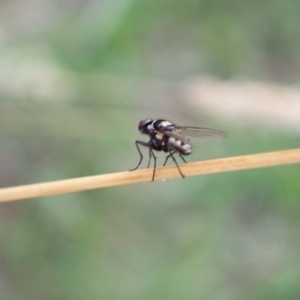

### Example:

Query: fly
xmin=130 ymin=118 xmax=226 ymax=181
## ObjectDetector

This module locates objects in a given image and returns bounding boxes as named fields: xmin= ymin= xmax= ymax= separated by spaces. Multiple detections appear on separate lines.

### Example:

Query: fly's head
xmin=138 ymin=119 xmax=154 ymax=135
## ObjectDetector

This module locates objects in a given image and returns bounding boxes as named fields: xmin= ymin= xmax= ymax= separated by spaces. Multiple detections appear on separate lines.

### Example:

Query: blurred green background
xmin=0 ymin=0 xmax=300 ymax=299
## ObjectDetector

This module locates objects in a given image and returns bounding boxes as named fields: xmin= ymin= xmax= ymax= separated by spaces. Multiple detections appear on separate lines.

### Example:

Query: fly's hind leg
xmin=168 ymin=152 xmax=185 ymax=178
xmin=163 ymin=151 xmax=175 ymax=166
xmin=179 ymin=154 xmax=188 ymax=164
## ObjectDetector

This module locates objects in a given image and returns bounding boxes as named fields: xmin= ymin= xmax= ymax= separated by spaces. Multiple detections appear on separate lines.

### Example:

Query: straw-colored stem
xmin=0 ymin=148 xmax=299 ymax=203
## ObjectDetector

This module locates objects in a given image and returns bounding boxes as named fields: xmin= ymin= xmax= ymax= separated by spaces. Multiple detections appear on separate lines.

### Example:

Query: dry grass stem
xmin=0 ymin=148 xmax=299 ymax=203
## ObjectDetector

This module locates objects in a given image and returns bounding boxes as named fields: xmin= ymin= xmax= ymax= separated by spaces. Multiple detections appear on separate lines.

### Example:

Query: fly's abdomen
xmin=167 ymin=137 xmax=192 ymax=155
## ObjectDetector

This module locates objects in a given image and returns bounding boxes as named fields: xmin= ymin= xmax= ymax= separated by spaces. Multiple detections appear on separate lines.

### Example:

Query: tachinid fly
xmin=130 ymin=119 xmax=226 ymax=181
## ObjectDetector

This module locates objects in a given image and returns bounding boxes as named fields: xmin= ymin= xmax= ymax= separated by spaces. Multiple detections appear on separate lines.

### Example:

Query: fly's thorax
xmin=154 ymin=119 xmax=174 ymax=131
xmin=167 ymin=137 xmax=192 ymax=155
xmin=145 ymin=119 xmax=174 ymax=135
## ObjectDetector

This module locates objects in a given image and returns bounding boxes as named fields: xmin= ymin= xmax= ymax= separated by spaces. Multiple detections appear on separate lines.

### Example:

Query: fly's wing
xmin=175 ymin=126 xmax=227 ymax=138
xmin=154 ymin=124 xmax=190 ymax=143
xmin=155 ymin=123 xmax=226 ymax=142
xmin=161 ymin=130 xmax=189 ymax=143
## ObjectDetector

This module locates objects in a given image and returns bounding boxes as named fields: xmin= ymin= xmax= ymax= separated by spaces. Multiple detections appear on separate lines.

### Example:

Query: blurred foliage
xmin=0 ymin=0 xmax=300 ymax=299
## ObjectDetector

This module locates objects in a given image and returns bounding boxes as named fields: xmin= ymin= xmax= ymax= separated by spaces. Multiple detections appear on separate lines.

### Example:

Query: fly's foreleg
xmin=130 ymin=141 xmax=150 ymax=171
xmin=130 ymin=141 xmax=158 ymax=181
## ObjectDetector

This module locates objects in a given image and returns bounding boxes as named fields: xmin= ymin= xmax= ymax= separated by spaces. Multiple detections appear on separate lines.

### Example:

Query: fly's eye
xmin=138 ymin=119 xmax=152 ymax=131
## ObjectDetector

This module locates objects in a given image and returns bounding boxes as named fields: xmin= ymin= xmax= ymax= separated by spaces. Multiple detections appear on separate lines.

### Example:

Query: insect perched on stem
xmin=130 ymin=118 xmax=226 ymax=181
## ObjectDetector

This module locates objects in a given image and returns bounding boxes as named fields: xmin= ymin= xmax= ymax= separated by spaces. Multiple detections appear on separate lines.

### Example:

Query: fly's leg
xmin=147 ymin=147 xmax=158 ymax=181
xmin=163 ymin=152 xmax=186 ymax=178
xmin=179 ymin=154 xmax=188 ymax=163
xmin=147 ymin=147 xmax=152 ymax=168
xmin=169 ymin=152 xmax=185 ymax=178
xmin=164 ymin=152 xmax=187 ymax=165
xmin=130 ymin=141 xmax=157 ymax=182
xmin=149 ymin=148 xmax=157 ymax=181
xmin=163 ymin=151 xmax=175 ymax=166
xmin=130 ymin=141 xmax=150 ymax=171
